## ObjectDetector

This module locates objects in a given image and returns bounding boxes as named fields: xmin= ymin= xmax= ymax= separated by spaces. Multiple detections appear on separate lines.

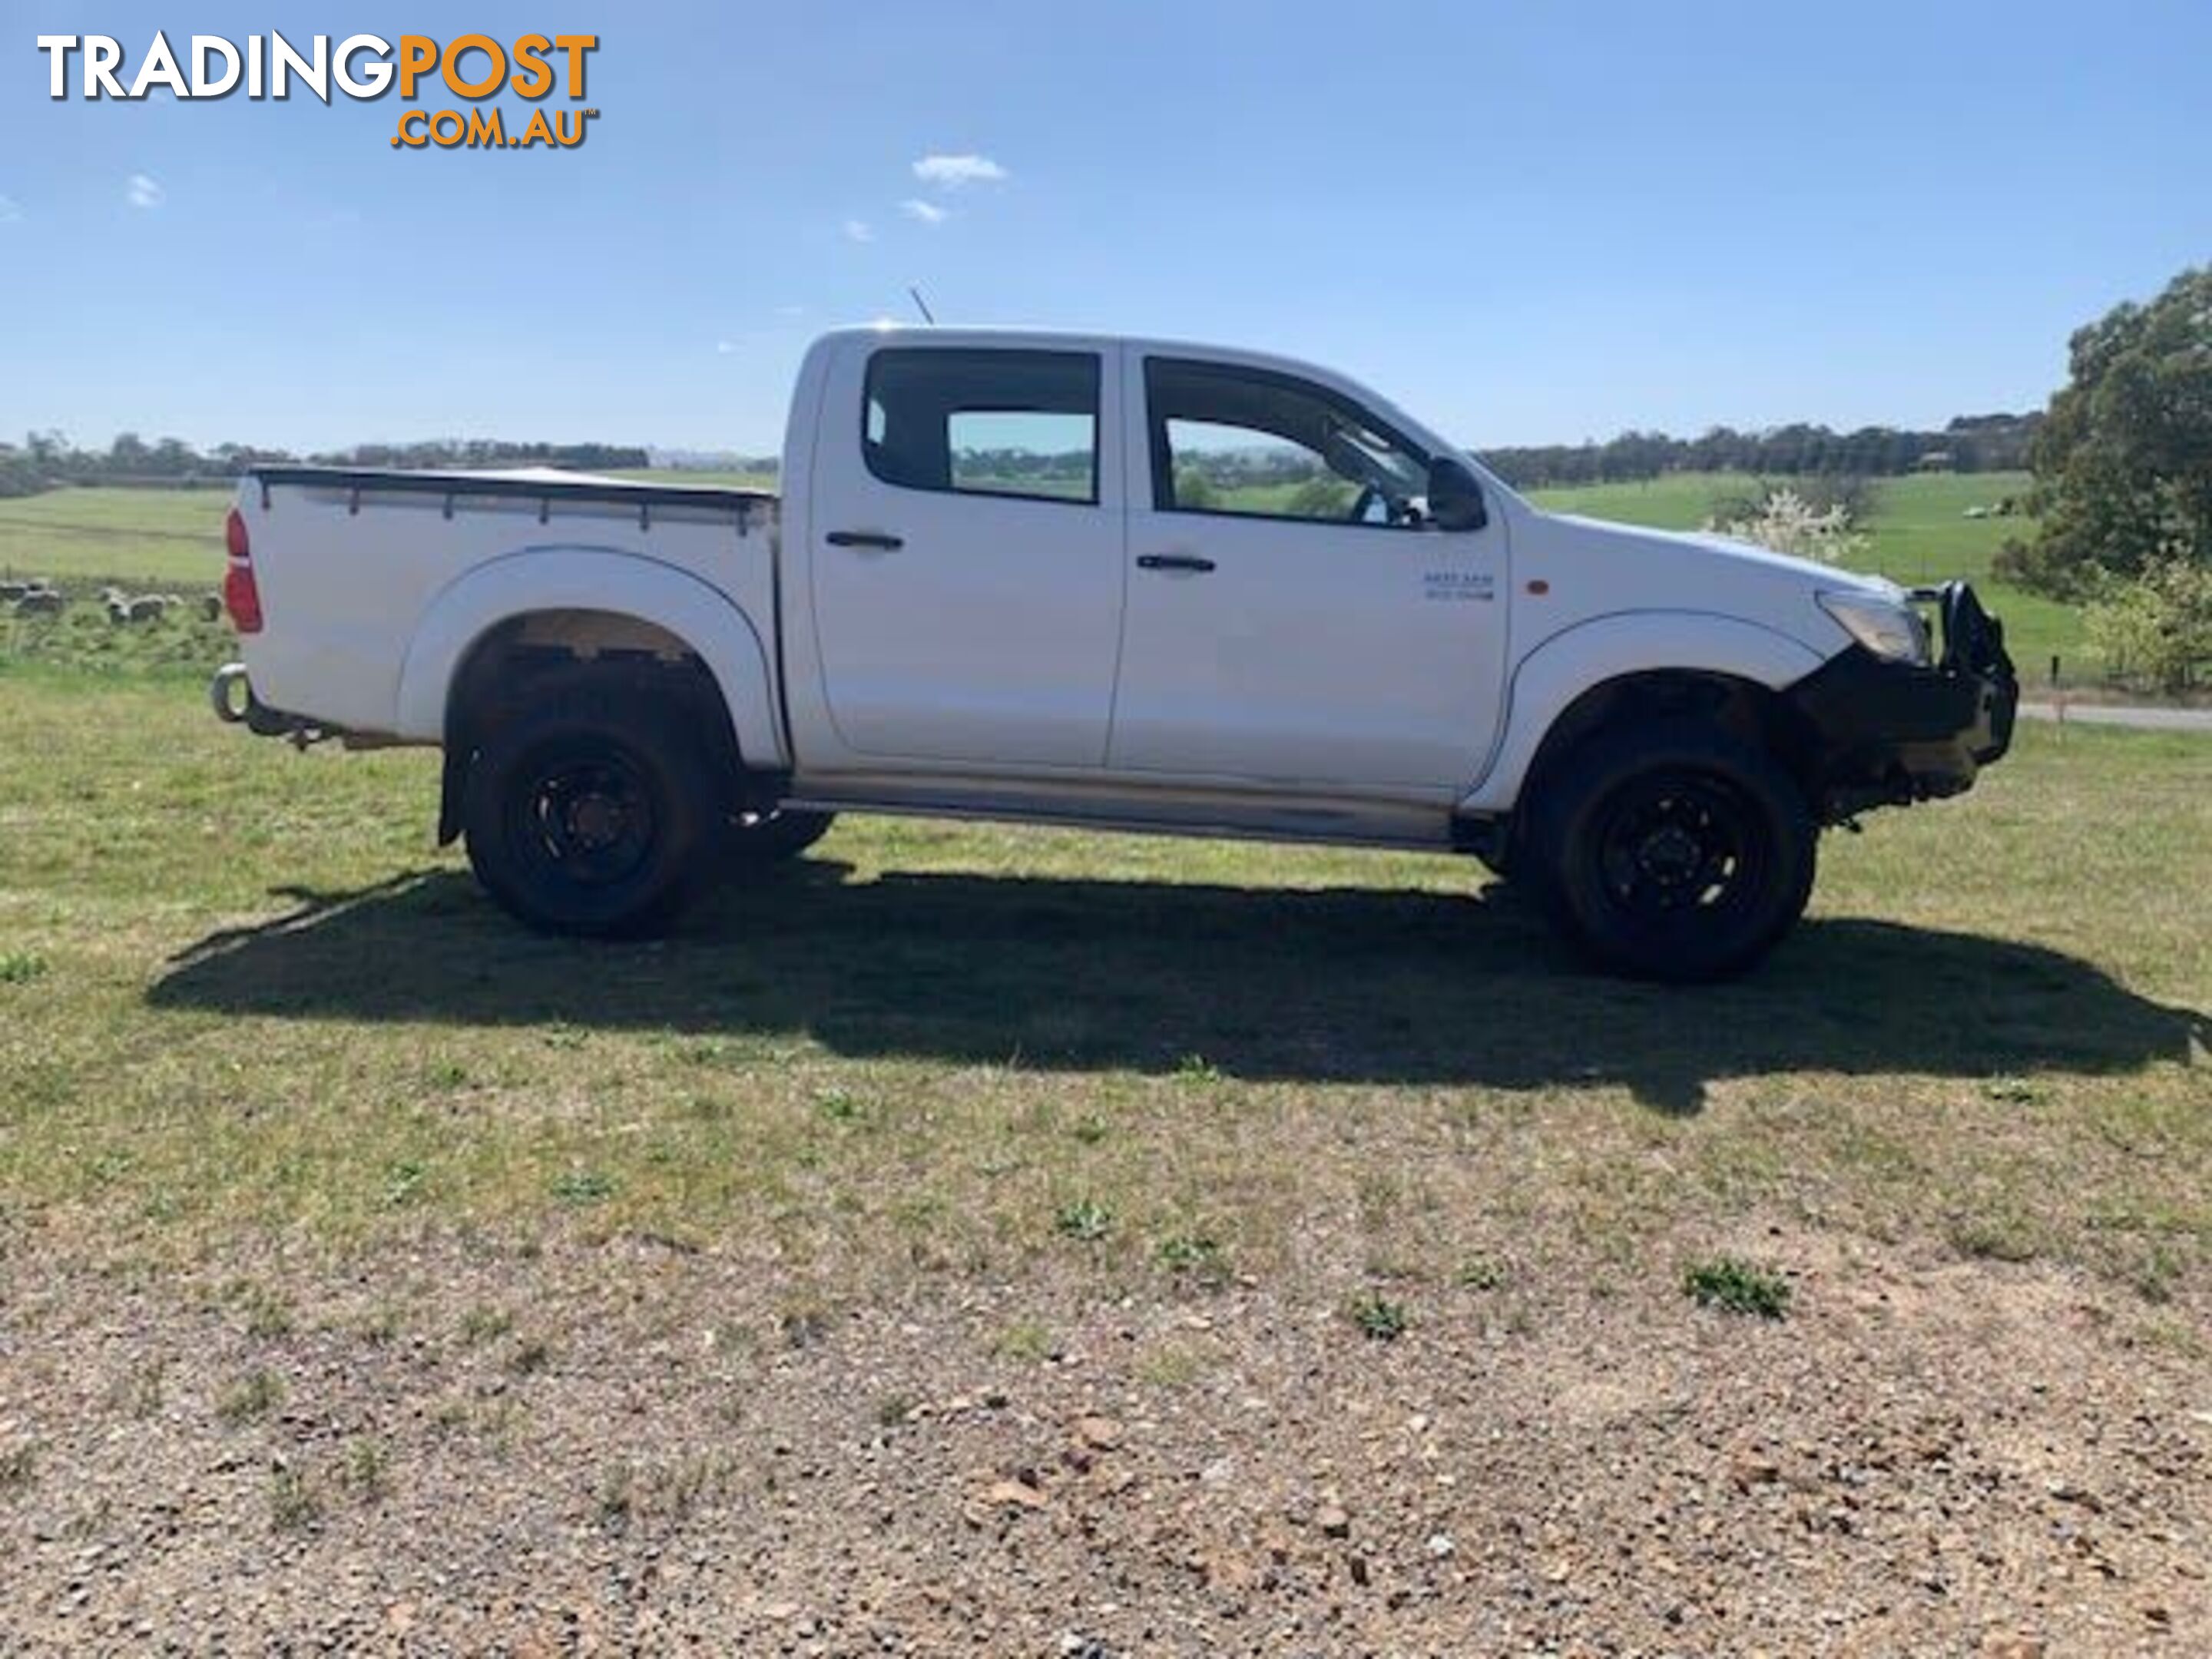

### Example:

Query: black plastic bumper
xmin=1787 ymin=581 xmax=2018 ymax=821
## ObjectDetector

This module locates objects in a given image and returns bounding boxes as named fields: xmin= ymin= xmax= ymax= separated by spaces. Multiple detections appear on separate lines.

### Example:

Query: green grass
xmin=1682 ymin=1255 xmax=1793 ymax=1319
xmin=1524 ymin=471 xmax=1770 ymax=528
xmin=0 ymin=486 xmax=231 ymax=587
xmin=215 ymin=1368 xmax=284 ymax=1425
xmin=0 ymin=667 xmax=2205 ymax=1315
xmin=1346 ymin=1290 xmax=1412 ymax=1341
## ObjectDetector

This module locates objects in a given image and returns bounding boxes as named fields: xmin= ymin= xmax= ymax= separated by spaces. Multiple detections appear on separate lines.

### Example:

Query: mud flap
xmin=437 ymin=747 xmax=472 ymax=846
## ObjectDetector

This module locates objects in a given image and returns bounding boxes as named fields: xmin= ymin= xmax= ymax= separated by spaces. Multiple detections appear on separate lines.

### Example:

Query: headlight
xmin=1819 ymin=591 xmax=1930 ymax=666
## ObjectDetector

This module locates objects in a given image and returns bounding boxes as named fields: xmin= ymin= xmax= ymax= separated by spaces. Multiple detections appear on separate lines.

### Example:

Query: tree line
xmin=0 ymin=432 xmax=653 ymax=498
xmin=1482 ymin=412 xmax=2039 ymax=489
xmin=2 ymin=409 xmax=2041 ymax=504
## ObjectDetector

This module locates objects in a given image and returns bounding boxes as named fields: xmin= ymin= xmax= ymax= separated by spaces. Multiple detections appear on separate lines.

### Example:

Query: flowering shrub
xmin=2084 ymin=558 xmax=2212 ymax=694
xmin=1706 ymin=485 xmax=1869 ymax=567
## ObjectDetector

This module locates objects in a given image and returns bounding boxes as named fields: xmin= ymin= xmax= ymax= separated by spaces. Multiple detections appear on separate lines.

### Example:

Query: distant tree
xmin=2007 ymin=267 xmax=2212 ymax=594
xmin=1173 ymin=468 xmax=1218 ymax=510
xmin=0 ymin=443 xmax=43 ymax=498
xmin=1285 ymin=475 xmax=1354 ymax=518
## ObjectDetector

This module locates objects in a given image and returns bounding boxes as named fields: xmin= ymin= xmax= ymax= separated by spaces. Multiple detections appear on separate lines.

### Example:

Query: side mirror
xmin=1428 ymin=457 xmax=1488 ymax=532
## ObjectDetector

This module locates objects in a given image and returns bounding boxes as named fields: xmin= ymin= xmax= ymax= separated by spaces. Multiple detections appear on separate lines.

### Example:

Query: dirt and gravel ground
xmin=4 ymin=1230 xmax=2206 ymax=1657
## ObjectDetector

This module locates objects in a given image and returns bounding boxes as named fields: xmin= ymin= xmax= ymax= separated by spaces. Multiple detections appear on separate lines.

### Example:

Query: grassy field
xmin=0 ymin=660 xmax=2204 ymax=1303
xmin=0 ymin=469 xmax=2093 ymax=685
xmin=0 ymin=485 xmax=233 ymax=588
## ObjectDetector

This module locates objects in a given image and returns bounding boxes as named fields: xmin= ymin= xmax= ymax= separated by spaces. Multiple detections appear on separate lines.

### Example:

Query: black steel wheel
xmin=463 ymin=688 xmax=714 ymax=938
xmin=1594 ymin=771 xmax=1768 ymax=922
xmin=1531 ymin=718 xmax=1814 ymax=981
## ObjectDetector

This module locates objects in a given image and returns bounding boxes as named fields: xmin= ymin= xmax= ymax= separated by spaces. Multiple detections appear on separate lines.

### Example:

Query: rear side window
xmin=863 ymin=349 xmax=1101 ymax=505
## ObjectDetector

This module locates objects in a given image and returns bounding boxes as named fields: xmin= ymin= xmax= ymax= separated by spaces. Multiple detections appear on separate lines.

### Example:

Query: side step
xmin=780 ymin=789 xmax=1459 ymax=853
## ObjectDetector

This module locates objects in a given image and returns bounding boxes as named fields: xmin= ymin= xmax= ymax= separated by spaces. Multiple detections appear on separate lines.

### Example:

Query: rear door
xmin=806 ymin=341 xmax=1124 ymax=767
xmin=1108 ymin=351 xmax=1509 ymax=792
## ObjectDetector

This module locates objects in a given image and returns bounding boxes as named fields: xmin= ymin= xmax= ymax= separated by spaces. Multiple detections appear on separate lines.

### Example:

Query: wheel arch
xmin=397 ymin=551 xmax=784 ymax=844
xmin=1460 ymin=613 xmax=1826 ymax=817
xmin=396 ymin=548 xmax=784 ymax=759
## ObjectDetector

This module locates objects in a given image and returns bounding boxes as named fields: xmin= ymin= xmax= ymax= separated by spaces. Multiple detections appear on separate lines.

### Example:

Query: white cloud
xmin=125 ymin=174 xmax=164 ymax=209
xmin=0 ymin=195 xmax=22 ymax=225
xmin=900 ymin=198 xmax=949 ymax=227
xmin=715 ymin=339 xmax=737 ymax=355
xmin=775 ymin=303 xmax=807 ymax=319
xmin=842 ymin=217 xmax=874 ymax=243
xmin=912 ymin=153 xmax=1007 ymax=190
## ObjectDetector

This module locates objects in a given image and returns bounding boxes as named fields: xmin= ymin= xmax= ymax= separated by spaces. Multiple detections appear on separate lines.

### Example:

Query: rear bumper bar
xmin=1788 ymin=581 xmax=2018 ymax=820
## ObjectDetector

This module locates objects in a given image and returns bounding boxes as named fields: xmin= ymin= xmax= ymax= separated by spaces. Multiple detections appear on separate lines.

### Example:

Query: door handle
xmin=826 ymin=530 xmax=904 ymax=551
xmin=1136 ymin=553 xmax=1216 ymax=574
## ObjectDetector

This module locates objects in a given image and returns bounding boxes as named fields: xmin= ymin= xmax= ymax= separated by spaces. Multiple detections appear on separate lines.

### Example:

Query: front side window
xmin=864 ymin=349 xmax=1101 ymax=505
xmin=1145 ymin=357 xmax=1431 ymax=528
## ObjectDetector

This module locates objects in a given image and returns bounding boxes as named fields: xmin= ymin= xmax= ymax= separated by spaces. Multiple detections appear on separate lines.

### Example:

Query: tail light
xmin=223 ymin=506 xmax=263 ymax=634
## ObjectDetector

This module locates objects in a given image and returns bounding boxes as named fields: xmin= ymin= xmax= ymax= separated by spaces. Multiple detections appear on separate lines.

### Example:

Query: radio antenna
xmin=908 ymin=286 xmax=937 ymax=325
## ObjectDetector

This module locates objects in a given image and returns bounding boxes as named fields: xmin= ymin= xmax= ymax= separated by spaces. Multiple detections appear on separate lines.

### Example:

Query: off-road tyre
xmin=462 ymin=686 xmax=717 ymax=939
xmin=1528 ymin=718 xmax=1816 ymax=982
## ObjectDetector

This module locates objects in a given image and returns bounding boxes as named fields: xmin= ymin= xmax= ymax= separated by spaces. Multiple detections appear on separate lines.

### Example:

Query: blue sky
xmin=2 ymin=1 xmax=2207 ymax=455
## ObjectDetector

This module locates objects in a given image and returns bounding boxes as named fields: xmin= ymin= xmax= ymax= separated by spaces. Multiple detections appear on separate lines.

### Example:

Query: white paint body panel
xmin=1109 ymin=339 xmax=1511 ymax=793
xmin=796 ymin=336 xmax=1127 ymax=767
xmin=233 ymin=326 xmax=1889 ymax=846
xmin=234 ymin=477 xmax=782 ymax=761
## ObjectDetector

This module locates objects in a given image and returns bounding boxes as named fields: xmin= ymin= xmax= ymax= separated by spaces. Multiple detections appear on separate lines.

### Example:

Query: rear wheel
xmin=463 ymin=688 xmax=715 ymax=938
xmin=1530 ymin=718 xmax=1815 ymax=981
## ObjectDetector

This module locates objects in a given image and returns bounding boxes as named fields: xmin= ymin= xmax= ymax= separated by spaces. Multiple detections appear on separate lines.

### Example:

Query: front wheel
xmin=1530 ymin=719 xmax=1815 ymax=982
xmin=463 ymin=689 xmax=715 ymax=938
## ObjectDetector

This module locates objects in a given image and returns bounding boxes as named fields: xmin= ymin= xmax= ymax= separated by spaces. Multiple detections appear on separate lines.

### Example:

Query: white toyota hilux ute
xmin=212 ymin=326 xmax=2017 ymax=980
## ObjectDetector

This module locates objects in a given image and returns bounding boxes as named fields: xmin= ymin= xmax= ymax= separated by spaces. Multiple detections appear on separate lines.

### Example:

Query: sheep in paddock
xmin=100 ymin=591 xmax=173 ymax=624
xmin=201 ymin=593 xmax=223 ymax=622
xmin=0 ymin=581 xmax=29 ymax=604
xmin=12 ymin=590 xmax=67 ymax=617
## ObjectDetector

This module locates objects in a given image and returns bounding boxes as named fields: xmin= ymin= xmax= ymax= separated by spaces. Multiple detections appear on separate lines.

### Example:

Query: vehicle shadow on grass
xmin=150 ymin=863 xmax=2206 ymax=1114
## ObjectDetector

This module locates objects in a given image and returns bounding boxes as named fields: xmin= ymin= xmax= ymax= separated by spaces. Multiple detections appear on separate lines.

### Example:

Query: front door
xmin=1107 ymin=352 xmax=1509 ymax=793
xmin=807 ymin=341 xmax=1125 ymax=767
